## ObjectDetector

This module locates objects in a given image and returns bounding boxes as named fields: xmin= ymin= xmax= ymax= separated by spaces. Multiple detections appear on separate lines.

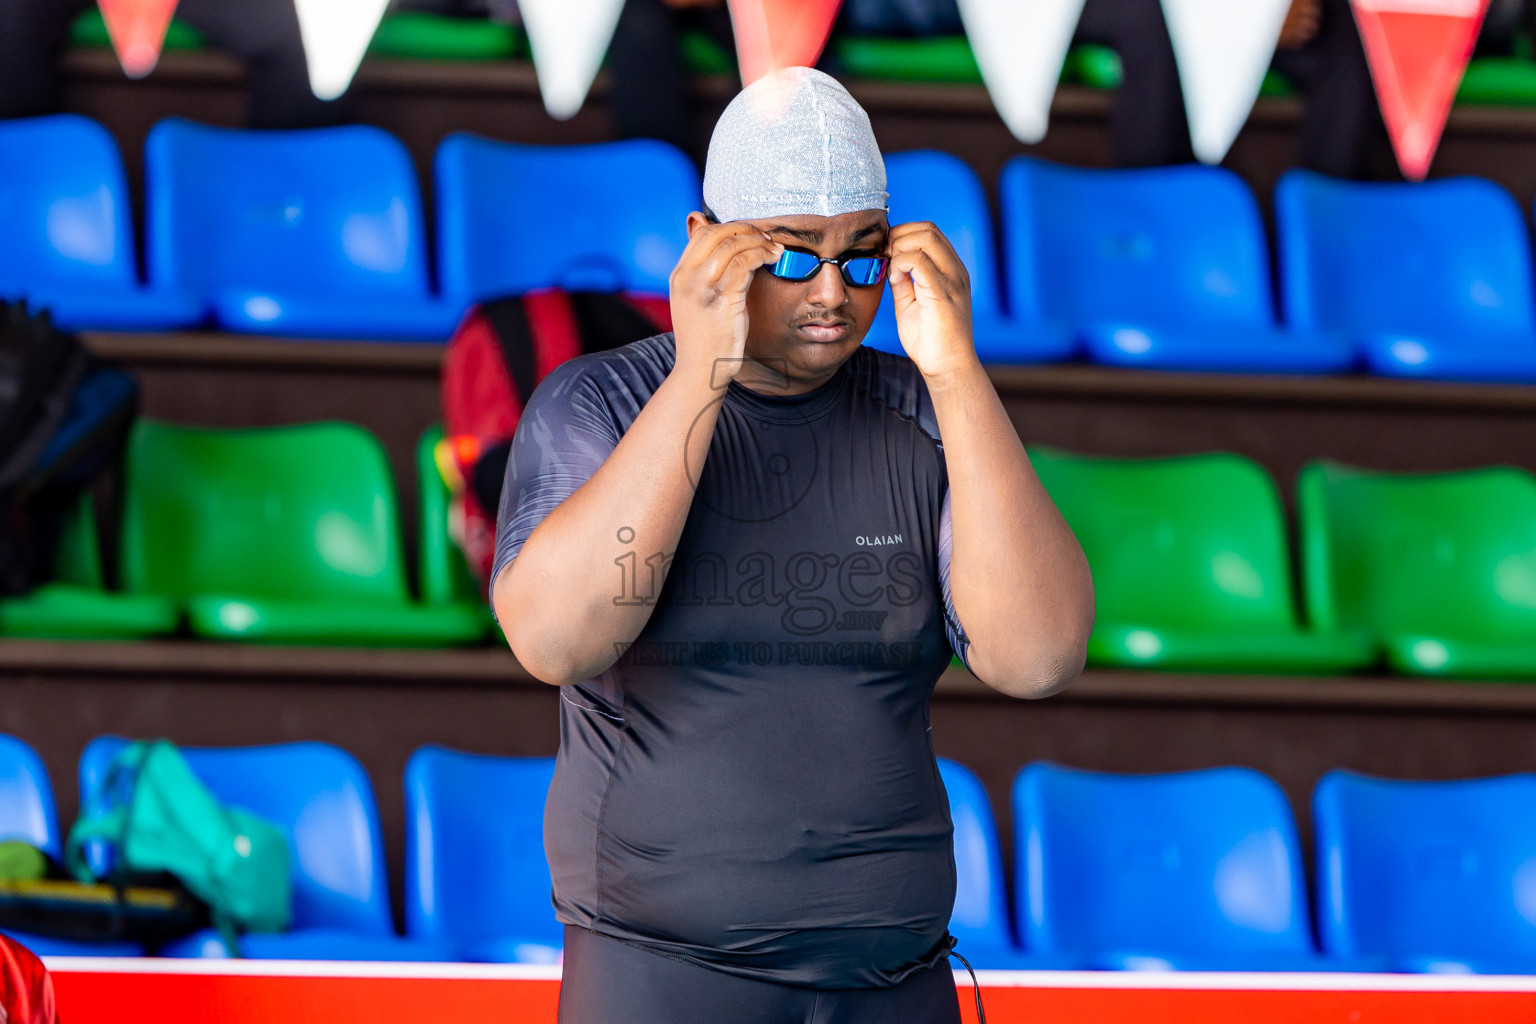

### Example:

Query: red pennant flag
xmin=727 ymin=0 xmax=843 ymax=86
xmin=1351 ymin=0 xmax=1489 ymax=180
xmin=97 ymin=0 xmax=179 ymax=79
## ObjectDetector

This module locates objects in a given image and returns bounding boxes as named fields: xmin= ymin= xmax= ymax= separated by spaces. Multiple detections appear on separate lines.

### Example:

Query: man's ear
xmin=685 ymin=211 xmax=712 ymax=239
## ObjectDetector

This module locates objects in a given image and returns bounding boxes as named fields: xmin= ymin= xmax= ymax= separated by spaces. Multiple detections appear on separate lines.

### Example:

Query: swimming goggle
xmin=767 ymin=246 xmax=890 ymax=288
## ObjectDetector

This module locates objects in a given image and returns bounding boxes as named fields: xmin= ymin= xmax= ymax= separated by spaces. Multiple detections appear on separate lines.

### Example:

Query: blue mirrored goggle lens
xmin=771 ymin=250 xmax=823 ymax=280
xmin=842 ymin=257 xmax=888 ymax=286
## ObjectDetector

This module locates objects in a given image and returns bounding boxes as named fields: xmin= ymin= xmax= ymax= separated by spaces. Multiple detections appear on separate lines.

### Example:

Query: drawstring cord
xmin=946 ymin=939 xmax=987 ymax=1024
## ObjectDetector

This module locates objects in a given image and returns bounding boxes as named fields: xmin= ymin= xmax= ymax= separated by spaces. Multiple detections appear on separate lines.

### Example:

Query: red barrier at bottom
xmin=45 ymin=959 xmax=1536 ymax=1024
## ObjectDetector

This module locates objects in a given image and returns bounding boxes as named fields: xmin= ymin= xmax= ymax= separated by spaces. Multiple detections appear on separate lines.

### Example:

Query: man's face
xmin=687 ymin=208 xmax=889 ymax=389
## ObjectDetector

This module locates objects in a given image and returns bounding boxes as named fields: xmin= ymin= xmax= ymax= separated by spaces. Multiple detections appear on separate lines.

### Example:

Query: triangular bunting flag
xmin=97 ymin=0 xmax=178 ymax=79
xmin=294 ymin=0 xmax=391 ymax=100
xmin=1352 ymin=0 xmax=1490 ymax=180
xmin=727 ymin=0 xmax=843 ymax=86
xmin=957 ymin=0 xmax=1086 ymax=144
xmin=1162 ymin=0 xmax=1293 ymax=164
xmin=520 ymin=0 xmax=628 ymax=119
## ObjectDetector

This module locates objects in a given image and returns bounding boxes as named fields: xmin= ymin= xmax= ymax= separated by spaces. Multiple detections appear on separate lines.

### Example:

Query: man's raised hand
xmin=888 ymin=221 xmax=977 ymax=382
xmin=669 ymin=221 xmax=784 ymax=385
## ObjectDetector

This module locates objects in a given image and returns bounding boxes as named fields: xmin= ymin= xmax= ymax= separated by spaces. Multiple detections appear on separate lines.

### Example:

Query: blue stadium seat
xmin=0 ymin=734 xmax=141 ymax=957
xmin=1314 ymin=770 xmax=1536 ymax=974
xmin=1000 ymin=158 xmax=1354 ymax=374
xmin=435 ymin=135 xmax=696 ymax=301
xmin=937 ymin=758 xmax=1078 ymax=970
xmin=0 ymin=737 xmax=58 ymax=860
xmin=1014 ymin=763 xmax=1374 ymax=971
xmin=863 ymin=151 xmax=1074 ymax=364
xmin=404 ymin=747 xmax=561 ymax=963
xmin=1276 ymin=171 xmax=1536 ymax=383
xmin=0 ymin=115 xmax=202 ymax=331
xmin=144 ymin=119 xmax=461 ymax=341
xmin=80 ymin=738 xmax=453 ymax=961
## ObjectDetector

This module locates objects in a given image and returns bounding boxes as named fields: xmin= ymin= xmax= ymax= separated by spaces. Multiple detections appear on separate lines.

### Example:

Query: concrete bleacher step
xmin=81 ymin=328 xmax=1536 ymax=409
xmin=12 ymin=635 xmax=1536 ymax=711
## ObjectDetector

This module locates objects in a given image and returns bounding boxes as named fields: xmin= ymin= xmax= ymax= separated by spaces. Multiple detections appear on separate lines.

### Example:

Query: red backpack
xmin=0 ymin=935 xmax=56 ymax=1024
xmin=439 ymin=288 xmax=671 ymax=586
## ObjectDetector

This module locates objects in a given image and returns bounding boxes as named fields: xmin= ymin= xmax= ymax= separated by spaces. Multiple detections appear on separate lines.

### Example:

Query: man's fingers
xmin=688 ymin=235 xmax=781 ymax=305
xmin=690 ymin=225 xmax=770 ymax=270
xmin=714 ymin=243 xmax=781 ymax=300
xmin=675 ymin=221 xmax=772 ymax=274
xmin=889 ymin=221 xmax=960 ymax=259
xmin=888 ymin=221 xmax=969 ymax=287
xmin=890 ymin=248 xmax=955 ymax=300
xmin=693 ymin=233 xmax=781 ymax=292
xmin=889 ymin=260 xmax=917 ymax=308
xmin=888 ymin=220 xmax=951 ymax=248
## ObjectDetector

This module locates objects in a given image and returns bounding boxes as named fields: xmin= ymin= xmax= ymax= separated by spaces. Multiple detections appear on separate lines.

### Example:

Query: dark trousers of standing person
xmin=0 ymin=0 xmax=347 ymax=128
xmin=1073 ymin=0 xmax=1195 ymax=167
xmin=557 ymin=925 xmax=965 ymax=1024
xmin=1270 ymin=0 xmax=1382 ymax=179
xmin=1072 ymin=0 xmax=1380 ymax=177
xmin=607 ymin=0 xmax=736 ymax=160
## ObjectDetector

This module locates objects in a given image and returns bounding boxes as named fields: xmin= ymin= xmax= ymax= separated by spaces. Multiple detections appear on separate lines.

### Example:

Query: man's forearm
xmin=925 ymin=359 xmax=1094 ymax=698
xmin=495 ymin=363 xmax=721 ymax=685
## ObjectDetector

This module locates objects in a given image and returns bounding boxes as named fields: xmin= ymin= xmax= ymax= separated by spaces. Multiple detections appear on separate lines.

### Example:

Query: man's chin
xmin=792 ymin=322 xmax=866 ymax=352
xmin=788 ymin=330 xmax=864 ymax=369
xmin=742 ymin=329 xmax=866 ymax=389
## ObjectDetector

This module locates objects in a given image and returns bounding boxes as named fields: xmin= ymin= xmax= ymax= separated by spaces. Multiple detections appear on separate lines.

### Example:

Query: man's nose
xmin=806 ymin=260 xmax=848 ymax=307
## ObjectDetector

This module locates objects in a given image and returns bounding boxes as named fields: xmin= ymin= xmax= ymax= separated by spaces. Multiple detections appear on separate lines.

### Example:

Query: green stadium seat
xmin=119 ymin=420 xmax=487 ymax=647
xmin=368 ymin=13 xmax=523 ymax=61
xmin=0 ymin=492 xmax=178 ymax=640
xmin=1298 ymin=460 xmax=1536 ymax=679
xmin=72 ymin=8 xmax=529 ymax=64
xmin=680 ymin=29 xmax=735 ymax=76
xmin=828 ymin=38 xmax=1123 ymax=87
xmin=68 ymin=8 xmax=205 ymax=52
xmin=1457 ymin=56 xmax=1536 ymax=106
xmin=1029 ymin=445 xmax=1376 ymax=674
xmin=832 ymin=35 xmax=981 ymax=83
xmin=1062 ymin=43 xmax=1122 ymax=89
xmin=1054 ymin=43 xmax=1293 ymax=96
xmin=824 ymin=36 xmax=1296 ymax=98
xmin=1259 ymin=69 xmax=1295 ymax=98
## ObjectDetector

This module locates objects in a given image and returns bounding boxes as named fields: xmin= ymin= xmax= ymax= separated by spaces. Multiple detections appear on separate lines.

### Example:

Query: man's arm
xmin=888 ymin=222 xmax=1094 ymax=698
xmin=493 ymin=221 xmax=784 ymax=685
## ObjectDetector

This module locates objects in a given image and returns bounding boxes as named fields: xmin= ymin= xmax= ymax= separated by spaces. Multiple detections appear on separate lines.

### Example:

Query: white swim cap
xmin=702 ymin=66 xmax=888 ymax=223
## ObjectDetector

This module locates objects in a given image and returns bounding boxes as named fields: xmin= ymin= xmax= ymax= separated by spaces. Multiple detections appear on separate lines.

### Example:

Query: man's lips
xmin=795 ymin=320 xmax=851 ymax=341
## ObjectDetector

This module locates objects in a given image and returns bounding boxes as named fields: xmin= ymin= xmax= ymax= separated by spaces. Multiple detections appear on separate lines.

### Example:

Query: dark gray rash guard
xmin=491 ymin=332 xmax=973 ymax=989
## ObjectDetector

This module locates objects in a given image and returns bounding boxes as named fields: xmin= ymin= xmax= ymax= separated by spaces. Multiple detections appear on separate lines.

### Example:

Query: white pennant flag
xmin=957 ymin=0 xmax=1086 ymax=144
xmin=520 ymin=0 xmax=627 ymax=119
xmin=294 ymin=0 xmax=390 ymax=101
xmin=1162 ymin=0 xmax=1293 ymax=164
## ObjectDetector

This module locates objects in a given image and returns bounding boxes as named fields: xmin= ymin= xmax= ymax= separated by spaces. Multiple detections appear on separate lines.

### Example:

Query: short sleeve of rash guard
xmin=937 ymin=487 xmax=972 ymax=671
xmin=488 ymin=360 xmax=624 ymax=617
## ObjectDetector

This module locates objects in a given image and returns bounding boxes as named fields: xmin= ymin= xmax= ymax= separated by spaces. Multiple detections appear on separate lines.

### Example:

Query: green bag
xmin=65 ymin=741 xmax=292 ymax=955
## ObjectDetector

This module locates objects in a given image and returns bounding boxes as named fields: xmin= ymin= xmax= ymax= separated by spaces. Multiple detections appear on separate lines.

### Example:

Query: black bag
xmin=0 ymin=873 xmax=209 ymax=949
xmin=0 ymin=838 xmax=207 ymax=949
xmin=0 ymin=302 xmax=138 ymax=597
